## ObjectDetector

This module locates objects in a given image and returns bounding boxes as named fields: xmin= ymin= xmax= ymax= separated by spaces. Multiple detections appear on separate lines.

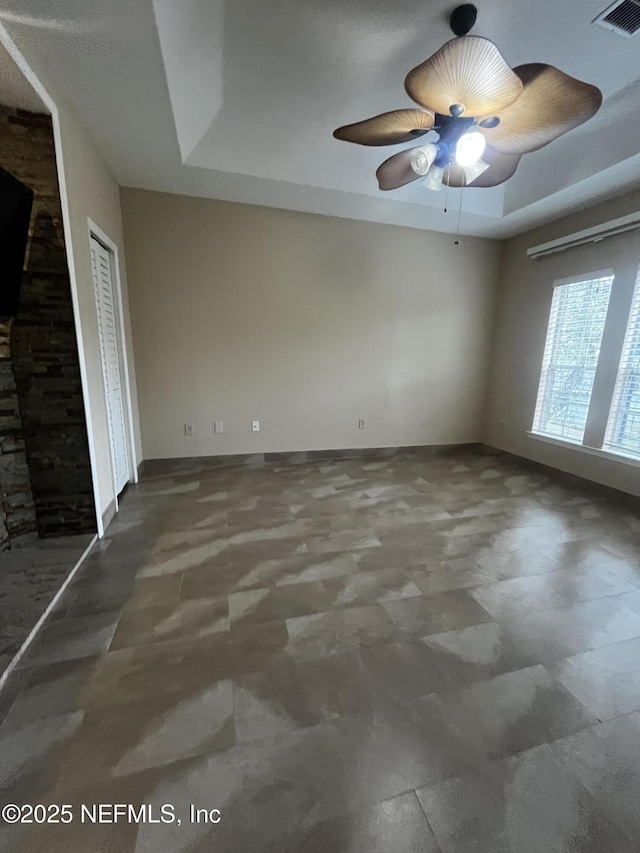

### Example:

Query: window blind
xmin=532 ymin=275 xmax=613 ymax=443
xmin=604 ymin=271 xmax=640 ymax=458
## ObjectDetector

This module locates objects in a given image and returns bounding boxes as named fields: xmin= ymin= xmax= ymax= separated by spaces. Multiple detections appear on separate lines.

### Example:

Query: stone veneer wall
xmin=0 ymin=106 xmax=96 ymax=537
xmin=0 ymin=319 xmax=37 ymax=550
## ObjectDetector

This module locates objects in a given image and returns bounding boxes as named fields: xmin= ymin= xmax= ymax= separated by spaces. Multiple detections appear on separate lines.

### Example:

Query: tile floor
xmin=0 ymin=535 xmax=95 ymax=676
xmin=1 ymin=448 xmax=640 ymax=852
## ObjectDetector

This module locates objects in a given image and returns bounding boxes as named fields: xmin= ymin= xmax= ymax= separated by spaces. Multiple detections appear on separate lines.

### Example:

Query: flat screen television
xmin=0 ymin=166 xmax=34 ymax=317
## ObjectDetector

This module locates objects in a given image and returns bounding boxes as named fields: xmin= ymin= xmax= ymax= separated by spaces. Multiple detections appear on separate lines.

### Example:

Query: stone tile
xmin=23 ymin=610 xmax=120 ymax=666
xmin=82 ymin=635 xmax=231 ymax=709
xmin=473 ymin=543 xmax=559 ymax=579
xmin=429 ymin=514 xmax=516 ymax=539
xmin=208 ymin=791 xmax=441 ymax=853
xmin=277 ymin=553 xmax=361 ymax=585
xmin=615 ymin=588 xmax=640 ymax=615
xmin=229 ymin=581 xmax=331 ymax=627
xmin=547 ymin=539 xmax=640 ymax=587
xmin=0 ymin=710 xmax=84 ymax=790
xmin=548 ymin=637 xmax=640 ymax=720
xmin=226 ymin=620 xmax=291 ymax=677
xmin=286 ymin=605 xmax=398 ymax=660
xmin=122 ymin=573 xmax=184 ymax=611
xmin=305 ymin=793 xmax=439 ymax=852
xmin=506 ymin=598 xmax=640 ymax=664
xmin=551 ymin=712 xmax=640 ymax=839
xmin=234 ymin=553 xmax=361 ymax=589
xmin=357 ymin=641 xmax=455 ymax=703
xmin=306 ymin=530 xmax=383 ymax=554
xmin=420 ymin=622 xmax=530 ymax=686
xmin=412 ymin=665 xmax=596 ymax=762
xmin=65 ymin=568 xmax=136 ymax=617
xmin=127 ymin=724 xmax=397 ymax=853
xmin=1 ymin=658 xmax=96 ymax=729
xmin=235 ymin=653 xmax=372 ymax=742
xmin=407 ymin=550 xmax=559 ymax=595
xmin=110 ymin=596 xmax=229 ymax=650
xmin=95 ymin=680 xmax=234 ymax=780
xmin=416 ymin=744 xmax=635 ymax=853
xmin=2 ymin=449 xmax=639 ymax=851
xmin=352 ymin=543 xmax=430 ymax=572
xmin=179 ymin=560 xmax=252 ymax=598
xmin=323 ymin=568 xmax=422 ymax=608
xmin=382 ymin=591 xmax=492 ymax=638
xmin=0 ymin=666 xmax=33 ymax=725
xmin=470 ymin=567 xmax=634 ymax=621
xmin=1 ymin=767 xmax=155 ymax=853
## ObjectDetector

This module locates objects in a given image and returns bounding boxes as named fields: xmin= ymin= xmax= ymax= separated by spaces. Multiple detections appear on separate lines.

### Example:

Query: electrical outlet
xmin=358 ymin=419 xmax=366 ymax=429
xmin=184 ymin=423 xmax=194 ymax=436
xmin=252 ymin=420 xmax=260 ymax=432
xmin=214 ymin=421 xmax=224 ymax=434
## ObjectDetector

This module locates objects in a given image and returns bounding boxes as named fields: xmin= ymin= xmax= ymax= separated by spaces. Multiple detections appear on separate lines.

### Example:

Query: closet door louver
xmin=91 ymin=237 xmax=130 ymax=493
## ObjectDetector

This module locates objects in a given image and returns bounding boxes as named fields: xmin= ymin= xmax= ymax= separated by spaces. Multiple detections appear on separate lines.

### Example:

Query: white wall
xmin=484 ymin=188 xmax=640 ymax=497
xmin=121 ymin=189 xmax=501 ymax=460
xmin=56 ymin=99 xmax=143 ymax=513
xmin=0 ymin=27 xmax=142 ymax=527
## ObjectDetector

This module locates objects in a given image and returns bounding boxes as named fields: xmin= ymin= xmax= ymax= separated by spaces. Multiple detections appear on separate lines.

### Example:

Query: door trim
xmin=88 ymin=219 xmax=139 ymax=521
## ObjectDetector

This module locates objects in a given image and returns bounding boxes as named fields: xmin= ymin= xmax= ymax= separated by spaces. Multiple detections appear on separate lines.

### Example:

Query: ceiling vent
xmin=593 ymin=0 xmax=640 ymax=36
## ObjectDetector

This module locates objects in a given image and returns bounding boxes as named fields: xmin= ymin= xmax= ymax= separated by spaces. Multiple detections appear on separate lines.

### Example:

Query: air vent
xmin=593 ymin=0 xmax=640 ymax=36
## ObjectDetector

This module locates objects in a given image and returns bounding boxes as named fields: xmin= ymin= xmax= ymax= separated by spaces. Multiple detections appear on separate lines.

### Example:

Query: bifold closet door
xmin=90 ymin=236 xmax=130 ymax=494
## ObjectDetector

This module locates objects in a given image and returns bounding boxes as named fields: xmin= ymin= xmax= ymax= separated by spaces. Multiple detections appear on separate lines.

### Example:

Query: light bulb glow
xmin=409 ymin=143 xmax=437 ymax=176
xmin=455 ymin=132 xmax=486 ymax=167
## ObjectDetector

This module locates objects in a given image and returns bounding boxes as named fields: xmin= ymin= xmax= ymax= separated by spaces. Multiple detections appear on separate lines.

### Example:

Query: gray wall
xmin=121 ymin=189 xmax=502 ymax=461
xmin=484 ymin=188 xmax=640 ymax=497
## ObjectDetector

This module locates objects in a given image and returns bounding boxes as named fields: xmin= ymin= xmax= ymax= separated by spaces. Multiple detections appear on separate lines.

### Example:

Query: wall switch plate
xmin=184 ymin=424 xmax=194 ymax=436
xmin=214 ymin=421 xmax=223 ymax=434
xmin=252 ymin=420 xmax=260 ymax=432
xmin=358 ymin=419 xmax=366 ymax=429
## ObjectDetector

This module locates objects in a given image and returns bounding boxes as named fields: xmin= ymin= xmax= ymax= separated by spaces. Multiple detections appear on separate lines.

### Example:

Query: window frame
xmin=603 ymin=270 xmax=640 ymax=459
xmin=530 ymin=269 xmax=614 ymax=446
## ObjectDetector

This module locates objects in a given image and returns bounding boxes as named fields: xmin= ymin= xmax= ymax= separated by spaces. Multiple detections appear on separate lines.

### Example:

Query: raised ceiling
xmin=1 ymin=0 xmax=639 ymax=237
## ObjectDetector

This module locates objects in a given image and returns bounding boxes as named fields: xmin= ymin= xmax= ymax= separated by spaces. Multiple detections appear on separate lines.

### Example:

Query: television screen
xmin=0 ymin=166 xmax=34 ymax=317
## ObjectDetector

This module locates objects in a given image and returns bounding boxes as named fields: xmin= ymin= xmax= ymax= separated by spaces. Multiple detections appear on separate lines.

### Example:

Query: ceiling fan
xmin=333 ymin=4 xmax=602 ymax=192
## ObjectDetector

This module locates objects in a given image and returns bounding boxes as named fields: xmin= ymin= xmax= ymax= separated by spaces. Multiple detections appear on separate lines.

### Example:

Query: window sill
xmin=527 ymin=431 xmax=640 ymax=469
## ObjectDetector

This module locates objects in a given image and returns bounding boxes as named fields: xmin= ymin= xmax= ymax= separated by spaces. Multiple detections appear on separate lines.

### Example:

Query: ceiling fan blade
xmin=376 ymin=148 xmax=423 ymax=190
xmin=405 ymin=36 xmax=522 ymax=117
xmin=334 ymin=109 xmax=435 ymax=146
xmin=481 ymin=64 xmax=602 ymax=155
xmin=445 ymin=146 xmax=521 ymax=188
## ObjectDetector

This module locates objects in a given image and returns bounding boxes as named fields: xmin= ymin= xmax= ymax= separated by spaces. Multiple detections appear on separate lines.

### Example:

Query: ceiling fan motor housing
xmin=450 ymin=4 xmax=478 ymax=36
xmin=433 ymin=114 xmax=475 ymax=165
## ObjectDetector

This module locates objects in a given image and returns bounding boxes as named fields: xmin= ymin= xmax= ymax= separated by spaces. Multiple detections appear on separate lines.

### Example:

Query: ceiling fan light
xmin=409 ymin=142 xmax=438 ymax=175
xmin=422 ymin=164 xmax=445 ymax=191
xmin=463 ymin=158 xmax=490 ymax=184
xmin=455 ymin=131 xmax=486 ymax=167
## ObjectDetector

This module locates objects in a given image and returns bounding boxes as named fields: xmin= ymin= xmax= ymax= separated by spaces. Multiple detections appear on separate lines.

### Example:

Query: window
xmin=532 ymin=274 xmax=613 ymax=442
xmin=604 ymin=271 xmax=640 ymax=458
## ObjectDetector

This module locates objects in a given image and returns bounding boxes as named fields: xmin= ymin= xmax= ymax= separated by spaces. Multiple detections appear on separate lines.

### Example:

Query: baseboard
xmin=0 ymin=534 xmax=98 ymax=694
xmin=141 ymin=443 xmax=483 ymax=479
xmin=479 ymin=443 xmax=640 ymax=508
xmin=101 ymin=498 xmax=117 ymax=532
